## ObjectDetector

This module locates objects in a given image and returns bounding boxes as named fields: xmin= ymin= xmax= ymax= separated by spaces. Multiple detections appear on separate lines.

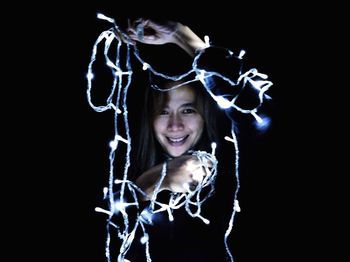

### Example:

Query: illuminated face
xmin=153 ymin=85 xmax=204 ymax=157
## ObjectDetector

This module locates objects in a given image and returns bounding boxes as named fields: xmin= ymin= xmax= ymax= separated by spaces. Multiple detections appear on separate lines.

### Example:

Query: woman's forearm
xmin=135 ymin=163 xmax=165 ymax=200
xmin=173 ymin=23 xmax=206 ymax=57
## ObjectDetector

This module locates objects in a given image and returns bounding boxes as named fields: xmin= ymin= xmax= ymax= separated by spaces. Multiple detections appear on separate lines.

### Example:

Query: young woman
xmin=125 ymin=17 xmax=224 ymax=196
xmin=125 ymin=80 xmax=230 ymax=262
xmin=94 ymin=17 xmax=270 ymax=261
xmin=114 ymin=19 xmax=234 ymax=262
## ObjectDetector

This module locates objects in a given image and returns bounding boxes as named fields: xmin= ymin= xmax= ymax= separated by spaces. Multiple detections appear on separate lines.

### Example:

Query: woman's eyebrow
xmin=181 ymin=102 xmax=195 ymax=107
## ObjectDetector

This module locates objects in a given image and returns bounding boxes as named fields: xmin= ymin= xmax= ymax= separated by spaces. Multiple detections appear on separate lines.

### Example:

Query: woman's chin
xmin=167 ymin=147 xmax=188 ymax=158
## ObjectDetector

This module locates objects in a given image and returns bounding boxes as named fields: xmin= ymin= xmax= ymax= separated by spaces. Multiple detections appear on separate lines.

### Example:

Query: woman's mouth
xmin=166 ymin=135 xmax=189 ymax=146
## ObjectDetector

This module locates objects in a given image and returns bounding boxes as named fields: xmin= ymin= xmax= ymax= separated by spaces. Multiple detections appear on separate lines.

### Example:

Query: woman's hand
xmin=127 ymin=18 xmax=179 ymax=45
xmin=163 ymin=155 xmax=210 ymax=193
xmin=135 ymin=154 xmax=211 ymax=200
xmin=126 ymin=18 xmax=206 ymax=57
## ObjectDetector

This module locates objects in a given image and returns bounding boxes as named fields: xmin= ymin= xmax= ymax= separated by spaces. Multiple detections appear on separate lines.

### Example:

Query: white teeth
xmin=169 ymin=137 xmax=185 ymax=143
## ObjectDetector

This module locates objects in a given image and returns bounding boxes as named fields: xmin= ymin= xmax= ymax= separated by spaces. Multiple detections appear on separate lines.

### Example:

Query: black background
xmin=7 ymin=1 xmax=331 ymax=261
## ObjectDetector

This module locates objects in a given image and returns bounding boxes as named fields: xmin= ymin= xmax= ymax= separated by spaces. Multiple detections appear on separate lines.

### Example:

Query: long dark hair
xmin=131 ymin=80 xmax=221 ymax=179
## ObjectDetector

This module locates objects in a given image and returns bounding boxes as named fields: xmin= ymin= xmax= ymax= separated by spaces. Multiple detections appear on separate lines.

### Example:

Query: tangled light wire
xmin=86 ymin=13 xmax=273 ymax=262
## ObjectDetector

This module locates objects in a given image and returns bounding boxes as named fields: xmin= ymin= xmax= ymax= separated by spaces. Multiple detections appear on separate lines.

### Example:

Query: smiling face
xmin=153 ymin=85 xmax=204 ymax=157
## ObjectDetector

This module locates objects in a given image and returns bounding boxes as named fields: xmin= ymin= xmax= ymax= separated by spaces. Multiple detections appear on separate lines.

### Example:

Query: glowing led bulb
xmin=204 ymin=35 xmax=210 ymax=47
xmin=238 ymin=49 xmax=246 ymax=59
xmin=234 ymin=200 xmax=241 ymax=212
xmin=109 ymin=140 xmax=118 ymax=150
xmin=211 ymin=142 xmax=217 ymax=155
xmin=97 ymin=13 xmax=115 ymax=23
xmin=254 ymin=115 xmax=271 ymax=131
xmin=103 ymin=187 xmax=108 ymax=198
xmin=224 ymin=136 xmax=234 ymax=143
xmin=140 ymin=235 xmax=149 ymax=244
xmin=95 ymin=207 xmax=113 ymax=216
xmin=86 ymin=72 xmax=94 ymax=80
xmin=202 ymin=218 xmax=210 ymax=225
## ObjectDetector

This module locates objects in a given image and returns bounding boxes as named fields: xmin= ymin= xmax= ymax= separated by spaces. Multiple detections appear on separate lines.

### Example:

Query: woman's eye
xmin=159 ymin=110 xmax=169 ymax=115
xmin=183 ymin=108 xmax=196 ymax=114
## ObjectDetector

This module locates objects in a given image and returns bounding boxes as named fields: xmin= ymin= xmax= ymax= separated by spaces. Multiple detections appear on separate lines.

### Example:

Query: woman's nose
xmin=167 ymin=114 xmax=184 ymax=131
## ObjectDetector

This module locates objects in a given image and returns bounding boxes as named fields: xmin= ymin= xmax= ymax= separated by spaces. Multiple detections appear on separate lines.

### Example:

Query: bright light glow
xmin=97 ymin=13 xmax=115 ymax=23
xmin=140 ymin=235 xmax=149 ymax=244
xmin=238 ymin=49 xmax=245 ymax=59
xmin=95 ymin=207 xmax=113 ymax=216
xmin=224 ymin=136 xmax=234 ymax=143
xmin=215 ymin=96 xmax=232 ymax=109
xmin=109 ymin=140 xmax=118 ymax=150
xmin=254 ymin=114 xmax=271 ymax=131
xmin=211 ymin=142 xmax=217 ymax=155
xmin=234 ymin=200 xmax=241 ymax=212
xmin=204 ymin=35 xmax=210 ymax=47
xmin=86 ymin=72 xmax=94 ymax=80
xmin=142 ymin=63 xmax=149 ymax=70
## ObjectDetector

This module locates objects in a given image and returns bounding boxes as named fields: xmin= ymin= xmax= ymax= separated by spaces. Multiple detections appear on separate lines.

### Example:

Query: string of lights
xmin=87 ymin=13 xmax=273 ymax=262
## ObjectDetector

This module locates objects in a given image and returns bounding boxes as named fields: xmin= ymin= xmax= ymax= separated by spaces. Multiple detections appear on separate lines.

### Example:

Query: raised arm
xmin=127 ymin=18 xmax=206 ymax=57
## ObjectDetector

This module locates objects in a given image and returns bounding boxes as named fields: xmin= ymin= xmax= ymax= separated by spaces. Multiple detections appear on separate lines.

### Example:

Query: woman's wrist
xmin=135 ymin=162 xmax=167 ymax=200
